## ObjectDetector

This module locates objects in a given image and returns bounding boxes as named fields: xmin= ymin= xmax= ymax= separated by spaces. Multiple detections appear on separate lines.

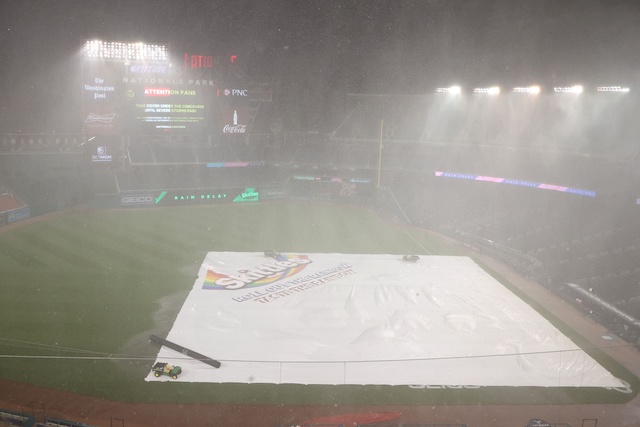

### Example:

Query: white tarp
xmin=147 ymin=252 xmax=625 ymax=387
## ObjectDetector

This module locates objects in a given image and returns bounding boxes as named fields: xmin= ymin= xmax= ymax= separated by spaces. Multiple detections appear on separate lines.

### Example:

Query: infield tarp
xmin=147 ymin=252 xmax=625 ymax=387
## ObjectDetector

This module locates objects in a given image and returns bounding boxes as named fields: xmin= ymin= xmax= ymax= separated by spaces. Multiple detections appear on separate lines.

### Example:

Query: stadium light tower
xmin=473 ymin=86 xmax=500 ymax=95
xmin=82 ymin=40 xmax=169 ymax=62
xmin=596 ymin=86 xmax=630 ymax=93
xmin=553 ymin=85 xmax=583 ymax=94
xmin=513 ymin=85 xmax=541 ymax=94
xmin=435 ymin=85 xmax=462 ymax=95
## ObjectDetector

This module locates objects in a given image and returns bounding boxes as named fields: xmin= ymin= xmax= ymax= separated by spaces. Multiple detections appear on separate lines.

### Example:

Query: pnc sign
xmin=220 ymin=88 xmax=249 ymax=97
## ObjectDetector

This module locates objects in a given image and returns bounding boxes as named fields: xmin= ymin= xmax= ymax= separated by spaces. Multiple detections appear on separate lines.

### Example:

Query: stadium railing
xmin=0 ymin=408 xmax=36 ymax=426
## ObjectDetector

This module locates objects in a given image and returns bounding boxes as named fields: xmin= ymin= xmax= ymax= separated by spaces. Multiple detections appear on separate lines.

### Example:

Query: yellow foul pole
xmin=377 ymin=118 xmax=383 ymax=192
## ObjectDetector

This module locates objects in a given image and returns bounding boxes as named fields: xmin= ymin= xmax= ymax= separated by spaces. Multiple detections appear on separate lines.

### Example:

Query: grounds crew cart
xmin=152 ymin=362 xmax=182 ymax=380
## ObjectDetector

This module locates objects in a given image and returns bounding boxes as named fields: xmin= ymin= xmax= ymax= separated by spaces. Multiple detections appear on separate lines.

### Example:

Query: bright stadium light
xmin=596 ymin=86 xmax=630 ymax=93
xmin=435 ymin=85 xmax=462 ymax=95
xmin=554 ymin=85 xmax=583 ymax=94
xmin=83 ymin=40 xmax=169 ymax=62
xmin=473 ymin=86 xmax=500 ymax=95
xmin=513 ymin=85 xmax=541 ymax=94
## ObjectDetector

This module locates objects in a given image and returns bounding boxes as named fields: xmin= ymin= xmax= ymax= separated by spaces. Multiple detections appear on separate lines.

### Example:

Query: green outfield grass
xmin=0 ymin=202 xmax=637 ymax=405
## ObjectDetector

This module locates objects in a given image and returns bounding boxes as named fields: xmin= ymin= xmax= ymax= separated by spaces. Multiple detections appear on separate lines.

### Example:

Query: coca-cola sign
xmin=223 ymin=124 xmax=246 ymax=134
xmin=221 ymin=108 xmax=248 ymax=134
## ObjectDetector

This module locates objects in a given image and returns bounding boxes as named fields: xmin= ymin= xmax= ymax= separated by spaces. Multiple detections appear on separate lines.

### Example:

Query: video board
xmin=121 ymin=74 xmax=214 ymax=134
xmin=82 ymin=62 xmax=217 ymax=135
xmin=81 ymin=42 xmax=257 ymax=137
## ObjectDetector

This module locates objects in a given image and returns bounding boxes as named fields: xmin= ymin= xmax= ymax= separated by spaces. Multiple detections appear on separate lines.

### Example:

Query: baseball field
xmin=0 ymin=202 xmax=638 ymax=426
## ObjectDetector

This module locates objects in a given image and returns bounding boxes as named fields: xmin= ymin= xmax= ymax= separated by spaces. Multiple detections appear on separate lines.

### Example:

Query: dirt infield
xmin=2 ymin=220 xmax=640 ymax=426
xmin=1 ymin=377 xmax=640 ymax=427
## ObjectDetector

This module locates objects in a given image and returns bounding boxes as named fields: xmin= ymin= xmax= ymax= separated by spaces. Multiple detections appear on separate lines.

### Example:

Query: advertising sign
xmin=290 ymin=176 xmax=374 ymax=201
xmin=7 ymin=207 xmax=30 ymax=223
xmin=232 ymin=188 xmax=259 ymax=202
xmin=91 ymin=145 xmax=113 ymax=162
xmin=120 ymin=194 xmax=155 ymax=206
xmin=81 ymin=61 xmax=124 ymax=135
xmin=220 ymin=107 xmax=249 ymax=135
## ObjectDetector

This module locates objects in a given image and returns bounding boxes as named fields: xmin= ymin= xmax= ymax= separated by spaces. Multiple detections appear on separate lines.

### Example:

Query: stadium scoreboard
xmin=81 ymin=41 xmax=266 ymax=137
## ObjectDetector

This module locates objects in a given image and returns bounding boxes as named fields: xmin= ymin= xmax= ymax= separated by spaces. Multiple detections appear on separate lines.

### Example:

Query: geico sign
xmin=121 ymin=195 xmax=154 ymax=205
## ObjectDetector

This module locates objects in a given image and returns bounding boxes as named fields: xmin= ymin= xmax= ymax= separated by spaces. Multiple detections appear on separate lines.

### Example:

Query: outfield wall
xmin=89 ymin=175 xmax=374 ymax=210
xmin=0 ymin=193 xmax=30 ymax=227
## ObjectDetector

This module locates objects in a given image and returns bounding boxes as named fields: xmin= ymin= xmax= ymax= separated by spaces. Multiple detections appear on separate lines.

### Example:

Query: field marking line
xmin=402 ymin=227 xmax=431 ymax=255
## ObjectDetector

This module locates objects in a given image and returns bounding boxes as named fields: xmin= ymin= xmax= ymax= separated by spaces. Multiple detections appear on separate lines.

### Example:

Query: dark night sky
xmin=1 ymin=0 xmax=640 ymax=133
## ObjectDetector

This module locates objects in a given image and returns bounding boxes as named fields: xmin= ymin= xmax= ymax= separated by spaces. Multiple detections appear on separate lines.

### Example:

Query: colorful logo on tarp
xmin=203 ymin=254 xmax=312 ymax=290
